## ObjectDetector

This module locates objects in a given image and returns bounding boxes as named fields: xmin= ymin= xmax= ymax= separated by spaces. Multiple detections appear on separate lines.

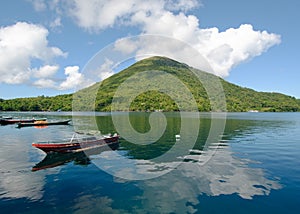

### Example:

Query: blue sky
xmin=0 ymin=0 xmax=299 ymax=99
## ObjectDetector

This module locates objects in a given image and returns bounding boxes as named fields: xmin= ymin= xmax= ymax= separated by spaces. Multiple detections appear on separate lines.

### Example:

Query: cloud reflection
xmin=0 ymin=141 xmax=46 ymax=200
xmin=0 ymin=127 xmax=66 ymax=201
xmin=101 ymin=144 xmax=282 ymax=213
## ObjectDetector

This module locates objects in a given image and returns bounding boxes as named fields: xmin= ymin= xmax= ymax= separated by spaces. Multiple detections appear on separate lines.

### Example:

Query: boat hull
xmin=0 ymin=118 xmax=46 ymax=125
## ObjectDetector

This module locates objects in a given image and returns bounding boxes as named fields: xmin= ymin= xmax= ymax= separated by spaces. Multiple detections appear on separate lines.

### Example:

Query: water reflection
xmin=72 ymin=195 xmax=126 ymax=214
xmin=0 ymin=121 xmax=73 ymax=201
xmin=80 ymin=139 xmax=282 ymax=213
xmin=0 ymin=136 xmax=47 ymax=201
xmin=32 ymin=152 xmax=91 ymax=171
xmin=113 ymin=144 xmax=281 ymax=213
xmin=1 ymin=112 xmax=293 ymax=213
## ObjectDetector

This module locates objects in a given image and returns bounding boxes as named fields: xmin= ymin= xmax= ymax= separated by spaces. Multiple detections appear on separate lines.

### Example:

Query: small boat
xmin=0 ymin=118 xmax=47 ymax=125
xmin=0 ymin=116 xmax=12 ymax=120
xmin=17 ymin=119 xmax=71 ymax=128
xmin=32 ymin=142 xmax=119 ymax=171
xmin=32 ymin=133 xmax=120 ymax=154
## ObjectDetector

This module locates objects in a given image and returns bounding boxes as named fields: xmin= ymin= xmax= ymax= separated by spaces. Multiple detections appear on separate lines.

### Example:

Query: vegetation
xmin=1 ymin=56 xmax=299 ymax=112
xmin=0 ymin=94 xmax=72 ymax=111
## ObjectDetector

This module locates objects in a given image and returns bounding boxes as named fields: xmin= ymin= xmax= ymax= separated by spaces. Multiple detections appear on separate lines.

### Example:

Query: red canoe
xmin=32 ymin=142 xmax=119 ymax=171
xmin=32 ymin=134 xmax=120 ymax=154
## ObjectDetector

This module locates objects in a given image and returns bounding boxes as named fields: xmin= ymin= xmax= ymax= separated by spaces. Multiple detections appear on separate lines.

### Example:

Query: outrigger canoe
xmin=0 ymin=118 xmax=46 ymax=125
xmin=17 ymin=119 xmax=71 ymax=128
xmin=32 ymin=133 xmax=120 ymax=154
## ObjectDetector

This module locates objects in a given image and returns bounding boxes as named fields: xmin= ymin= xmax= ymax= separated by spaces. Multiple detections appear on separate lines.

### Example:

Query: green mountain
xmin=1 ymin=56 xmax=299 ymax=112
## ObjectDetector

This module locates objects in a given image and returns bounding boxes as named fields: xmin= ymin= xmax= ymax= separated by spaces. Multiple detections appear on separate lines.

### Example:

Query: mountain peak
xmin=131 ymin=56 xmax=190 ymax=70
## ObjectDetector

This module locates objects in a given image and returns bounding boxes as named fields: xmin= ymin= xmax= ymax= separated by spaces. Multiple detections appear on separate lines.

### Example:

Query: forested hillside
xmin=0 ymin=95 xmax=72 ymax=111
xmin=1 ymin=56 xmax=299 ymax=112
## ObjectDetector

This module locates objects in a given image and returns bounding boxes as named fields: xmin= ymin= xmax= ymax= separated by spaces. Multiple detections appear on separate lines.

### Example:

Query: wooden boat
xmin=0 ymin=116 xmax=12 ymax=120
xmin=17 ymin=119 xmax=71 ymax=128
xmin=32 ymin=133 xmax=120 ymax=154
xmin=32 ymin=142 xmax=119 ymax=171
xmin=0 ymin=118 xmax=46 ymax=125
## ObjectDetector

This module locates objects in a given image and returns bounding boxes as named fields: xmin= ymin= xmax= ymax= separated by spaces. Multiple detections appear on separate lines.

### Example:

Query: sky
xmin=0 ymin=0 xmax=299 ymax=99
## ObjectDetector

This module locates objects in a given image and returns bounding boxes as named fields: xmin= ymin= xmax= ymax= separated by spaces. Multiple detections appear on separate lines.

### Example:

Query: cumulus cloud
xmin=194 ymin=24 xmax=281 ymax=76
xmin=32 ymin=65 xmax=60 ymax=78
xmin=130 ymin=9 xmax=281 ymax=76
xmin=33 ymin=78 xmax=57 ymax=89
xmin=68 ymin=0 xmax=136 ymax=31
xmin=0 ymin=22 xmax=66 ymax=84
xmin=68 ymin=0 xmax=200 ymax=31
xmin=67 ymin=0 xmax=281 ymax=77
xmin=32 ymin=65 xmax=91 ymax=90
xmin=22 ymin=0 xmax=281 ymax=90
xmin=59 ymin=66 xmax=85 ymax=90
xmin=0 ymin=22 xmax=91 ymax=90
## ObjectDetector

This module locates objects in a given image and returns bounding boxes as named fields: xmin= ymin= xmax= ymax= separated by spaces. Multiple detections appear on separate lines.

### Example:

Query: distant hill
xmin=1 ymin=56 xmax=299 ymax=112
xmin=0 ymin=94 xmax=72 ymax=112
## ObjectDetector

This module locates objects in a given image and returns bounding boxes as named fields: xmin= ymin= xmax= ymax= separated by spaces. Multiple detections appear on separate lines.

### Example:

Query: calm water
xmin=0 ymin=112 xmax=300 ymax=213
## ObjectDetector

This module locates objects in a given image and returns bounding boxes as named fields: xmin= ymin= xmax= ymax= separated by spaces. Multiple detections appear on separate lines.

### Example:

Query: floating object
xmin=17 ymin=119 xmax=71 ymax=128
xmin=32 ymin=133 xmax=120 ymax=154
xmin=32 ymin=142 xmax=119 ymax=171
xmin=0 ymin=118 xmax=46 ymax=125
xmin=0 ymin=116 xmax=12 ymax=120
xmin=189 ymin=149 xmax=203 ymax=155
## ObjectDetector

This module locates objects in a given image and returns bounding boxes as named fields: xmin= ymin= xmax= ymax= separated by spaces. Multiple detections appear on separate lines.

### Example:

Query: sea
xmin=0 ymin=112 xmax=299 ymax=214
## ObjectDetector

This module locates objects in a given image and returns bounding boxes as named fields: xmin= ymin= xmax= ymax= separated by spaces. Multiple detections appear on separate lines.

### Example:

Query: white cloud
xmin=58 ymin=66 xmax=85 ymax=90
xmin=33 ymin=78 xmax=57 ymax=88
xmin=50 ymin=17 xmax=62 ymax=29
xmin=28 ymin=0 xmax=47 ymax=12
xmin=165 ymin=0 xmax=201 ymax=12
xmin=32 ymin=65 xmax=92 ymax=90
xmin=68 ymin=0 xmax=199 ymax=31
xmin=114 ymin=38 xmax=138 ymax=55
xmin=32 ymin=65 xmax=59 ymax=78
xmin=67 ymin=0 xmax=281 ymax=77
xmin=194 ymin=24 xmax=281 ymax=76
xmin=0 ymin=22 xmax=91 ymax=90
xmin=0 ymin=22 xmax=66 ymax=84
xmin=130 ymin=9 xmax=281 ymax=77
xmin=68 ymin=0 xmax=136 ymax=31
